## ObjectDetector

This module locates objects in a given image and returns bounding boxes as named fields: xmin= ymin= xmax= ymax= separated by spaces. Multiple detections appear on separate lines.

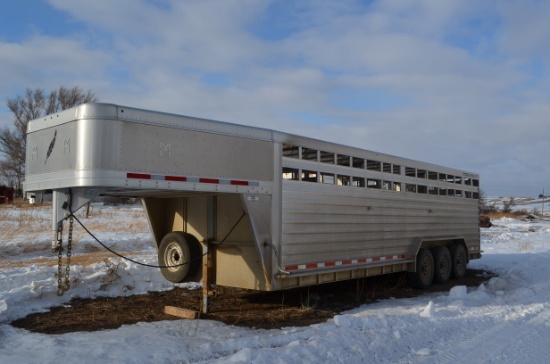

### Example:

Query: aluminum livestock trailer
xmin=25 ymin=103 xmax=481 ymax=308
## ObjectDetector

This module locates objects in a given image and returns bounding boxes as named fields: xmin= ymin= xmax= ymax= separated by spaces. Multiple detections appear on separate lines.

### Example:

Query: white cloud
xmin=0 ymin=34 xmax=112 ymax=97
xmin=497 ymin=1 xmax=550 ymax=59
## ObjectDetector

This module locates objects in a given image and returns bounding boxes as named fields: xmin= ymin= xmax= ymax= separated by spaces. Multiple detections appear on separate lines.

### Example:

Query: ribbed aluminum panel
xmin=281 ymin=182 xmax=478 ymax=266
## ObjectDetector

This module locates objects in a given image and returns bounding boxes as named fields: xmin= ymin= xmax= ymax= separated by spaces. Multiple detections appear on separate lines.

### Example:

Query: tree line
xmin=0 ymin=86 xmax=97 ymax=197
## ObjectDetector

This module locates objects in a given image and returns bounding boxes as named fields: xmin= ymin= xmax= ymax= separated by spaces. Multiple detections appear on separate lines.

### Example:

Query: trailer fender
xmin=407 ymin=237 xmax=466 ymax=273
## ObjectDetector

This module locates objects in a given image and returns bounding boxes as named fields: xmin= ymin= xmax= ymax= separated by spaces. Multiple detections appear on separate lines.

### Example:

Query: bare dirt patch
xmin=11 ymin=269 xmax=495 ymax=334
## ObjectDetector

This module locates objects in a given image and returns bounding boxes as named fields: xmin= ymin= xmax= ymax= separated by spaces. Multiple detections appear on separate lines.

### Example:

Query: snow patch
xmin=449 ymin=285 xmax=468 ymax=299
xmin=414 ymin=347 xmax=431 ymax=356
xmin=420 ymin=301 xmax=435 ymax=317
xmin=333 ymin=314 xmax=352 ymax=328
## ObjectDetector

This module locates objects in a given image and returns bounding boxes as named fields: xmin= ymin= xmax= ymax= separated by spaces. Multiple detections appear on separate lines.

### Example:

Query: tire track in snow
xmin=419 ymin=303 xmax=550 ymax=363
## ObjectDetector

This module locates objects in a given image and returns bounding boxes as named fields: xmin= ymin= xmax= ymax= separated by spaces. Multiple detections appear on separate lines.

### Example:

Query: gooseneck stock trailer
xmin=24 ymin=103 xmax=480 ymax=310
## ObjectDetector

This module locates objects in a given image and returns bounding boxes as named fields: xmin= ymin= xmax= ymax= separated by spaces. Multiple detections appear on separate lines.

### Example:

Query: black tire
xmin=158 ymin=232 xmax=201 ymax=283
xmin=432 ymin=246 xmax=452 ymax=284
xmin=450 ymin=244 xmax=467 ymax=279
xmin=408 ymin=248 xmax=434 ymax=289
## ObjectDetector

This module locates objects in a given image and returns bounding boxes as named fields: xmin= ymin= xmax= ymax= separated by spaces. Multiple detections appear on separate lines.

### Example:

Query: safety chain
xmin=56 ymin=228 xmax=63 ymax=296
xmin=56 ymin=216 xmax=74 ymax=296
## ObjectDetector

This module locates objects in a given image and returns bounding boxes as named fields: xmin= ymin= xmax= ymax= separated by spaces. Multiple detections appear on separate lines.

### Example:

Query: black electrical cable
xmin=64 ymin=190 xmax=247 ymax=269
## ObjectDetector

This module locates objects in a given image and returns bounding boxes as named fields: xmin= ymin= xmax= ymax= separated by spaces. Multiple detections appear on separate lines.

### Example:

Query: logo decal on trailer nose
xmin=45 ymin=130 xmax=57 ymax=164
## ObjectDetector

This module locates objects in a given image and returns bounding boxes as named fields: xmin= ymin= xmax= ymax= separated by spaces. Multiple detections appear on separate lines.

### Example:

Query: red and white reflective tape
xmin=126 ymin=172 xmax=259 ymax=187
xmin=468 ymin=246 xmax=481 ymax=252
xmin=284 ymin=254 xmax=407 ymax=272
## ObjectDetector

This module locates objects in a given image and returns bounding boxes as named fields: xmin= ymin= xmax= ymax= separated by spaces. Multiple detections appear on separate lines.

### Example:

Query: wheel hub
xmin=165 ymin=242 xmax=184 ymax=272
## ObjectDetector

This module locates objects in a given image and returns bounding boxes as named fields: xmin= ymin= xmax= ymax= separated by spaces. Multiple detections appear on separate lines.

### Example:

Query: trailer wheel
xmin=450 ymin=244 xmax=467 ymax=279
xmin=408 ymin=248 xmax=434 ymax=289
xmin=432 ymin=246 xmax=452 ymax=284
xmin=158 ymin=232 xmax=201 ymax=283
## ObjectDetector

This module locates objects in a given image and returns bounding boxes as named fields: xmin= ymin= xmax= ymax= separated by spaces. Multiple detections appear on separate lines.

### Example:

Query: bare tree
xmin=502 ymin=197 xmax=516 ymax=214
xmin=0 ymin=159 xmax=23 ymax=192
xmin=0 ymin=86 xmax=97 ymax=196
xmin=478 ymin=189 xmax=498 ymax=214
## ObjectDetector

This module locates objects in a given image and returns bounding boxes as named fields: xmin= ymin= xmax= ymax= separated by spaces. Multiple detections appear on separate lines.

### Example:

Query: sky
xmin=0 ymin=0 xmax=548 ymax=197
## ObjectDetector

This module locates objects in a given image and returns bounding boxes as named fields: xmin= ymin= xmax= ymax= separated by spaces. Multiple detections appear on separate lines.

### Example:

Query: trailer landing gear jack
xmin=201 ymin=240 xmax=216 ymax=314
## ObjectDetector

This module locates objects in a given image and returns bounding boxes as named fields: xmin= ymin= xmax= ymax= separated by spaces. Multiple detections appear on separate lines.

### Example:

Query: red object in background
xmin=0 ymin=186 xmax=14 ymax=204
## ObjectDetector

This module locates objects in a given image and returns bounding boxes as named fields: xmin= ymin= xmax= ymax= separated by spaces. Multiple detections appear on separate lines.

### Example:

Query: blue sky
xmin=1 ymin=0 xmax=549 ymax=197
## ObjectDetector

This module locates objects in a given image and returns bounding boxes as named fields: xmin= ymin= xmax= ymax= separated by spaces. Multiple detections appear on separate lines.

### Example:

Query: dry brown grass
xmin=0 ymin=206 xmax=51 ymax=241
xmin=0 ymin=198 xmax=42 ymax=209
xmin=2 ymin=250 xmax=143 ymax=270
xmin=77 ymin=205 xmax=149 ymax=233
xmin=484 ymin=212 xmax=528 ymax=220
xmin=0 ymin=203 xmax=149 ymax=235
xmin=0 ymin=203 xmax=151 ymax=264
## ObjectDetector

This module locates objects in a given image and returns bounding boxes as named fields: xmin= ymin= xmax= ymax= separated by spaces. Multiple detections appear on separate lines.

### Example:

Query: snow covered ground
xmin=2 ymin=204 xmax=550 ymax=363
